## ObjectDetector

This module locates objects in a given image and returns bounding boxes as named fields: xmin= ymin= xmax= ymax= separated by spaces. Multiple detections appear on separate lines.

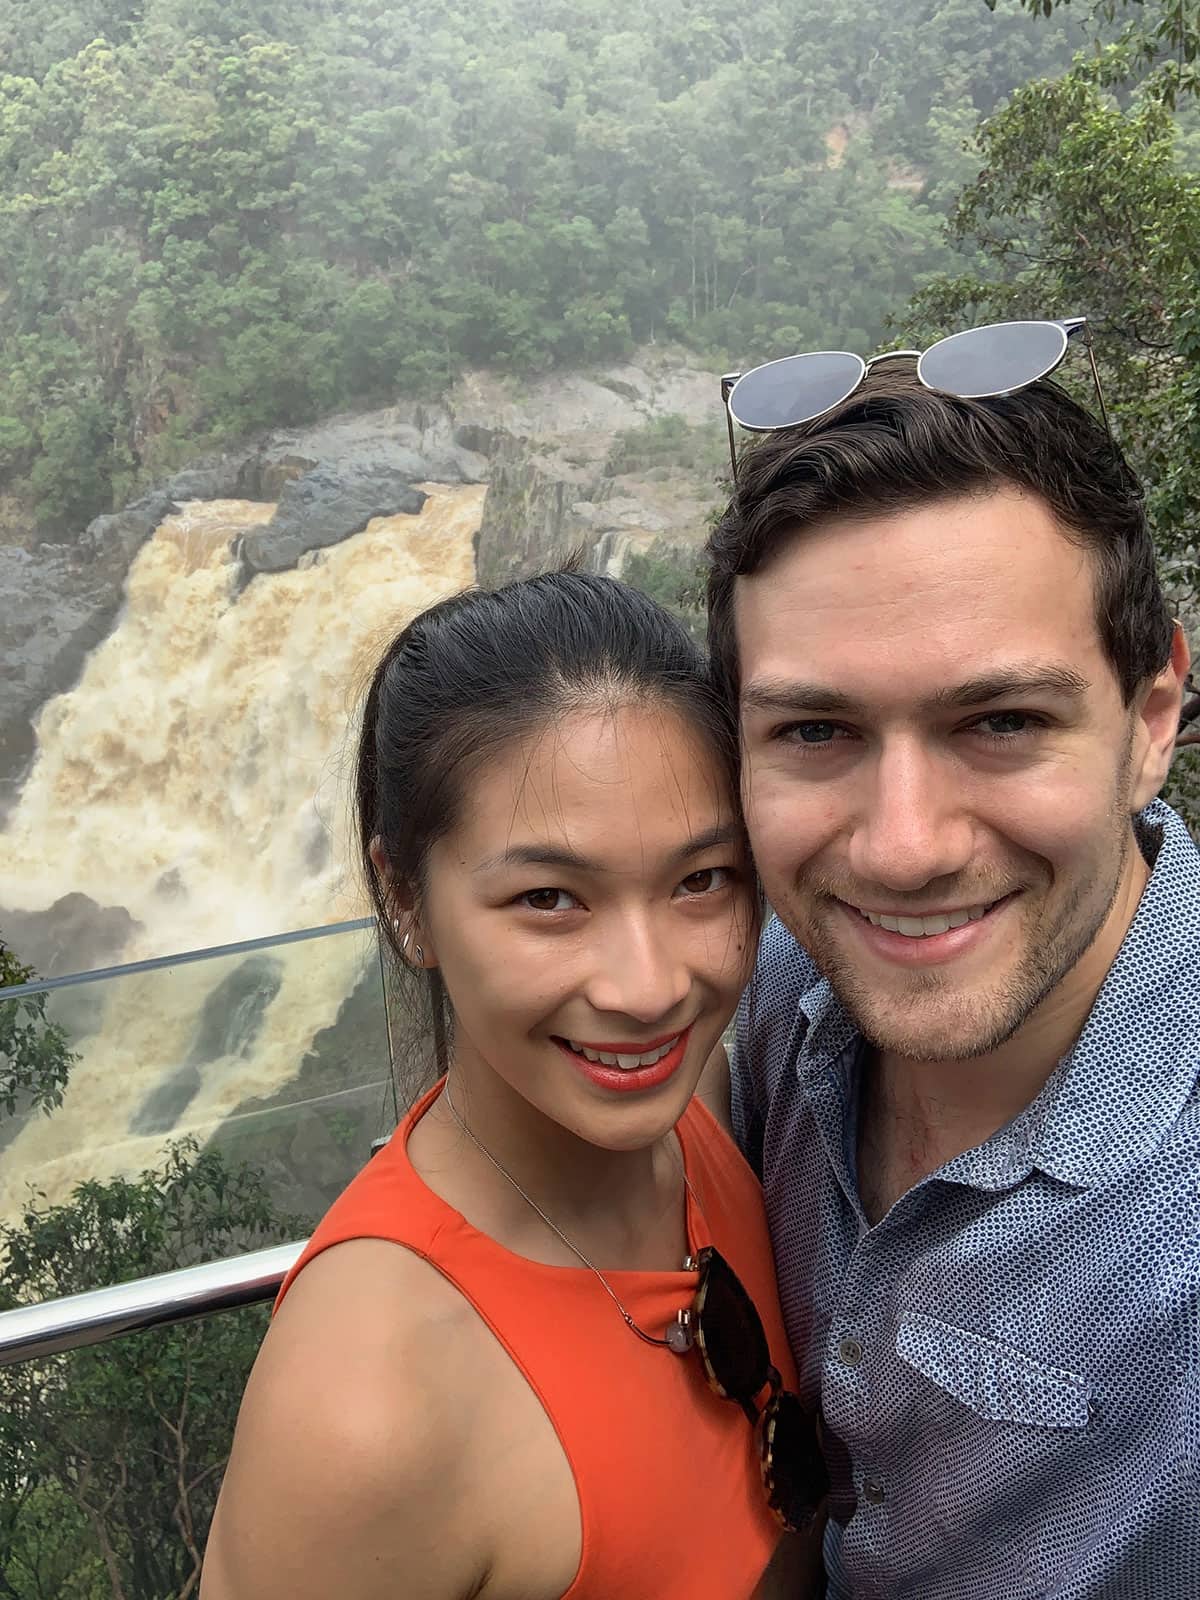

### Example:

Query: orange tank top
xmin=276 ymin=1083 xmax=800 ymax=1599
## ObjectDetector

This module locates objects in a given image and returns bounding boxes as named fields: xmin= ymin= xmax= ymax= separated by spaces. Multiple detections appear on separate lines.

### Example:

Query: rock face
xmin=0 ymin=490 xmax=182 ymax=813
xmin=0 ymin=346 xmax=722 ymax=806
xmin=239 ymin=464 xmax=429 ymax=577
xmin=0 ymin=893 xmax=142 ymax=978
xmin=475 ymin=443 xmax=605 ymax=585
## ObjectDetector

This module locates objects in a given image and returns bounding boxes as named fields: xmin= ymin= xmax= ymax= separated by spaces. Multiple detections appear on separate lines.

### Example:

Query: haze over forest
xmin=0 ymin=0 xmax=1090 ymax=535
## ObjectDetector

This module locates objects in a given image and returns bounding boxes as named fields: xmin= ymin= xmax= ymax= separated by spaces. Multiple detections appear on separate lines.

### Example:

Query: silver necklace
xmin=442 ymin=1077 xmax=697 ymax=1354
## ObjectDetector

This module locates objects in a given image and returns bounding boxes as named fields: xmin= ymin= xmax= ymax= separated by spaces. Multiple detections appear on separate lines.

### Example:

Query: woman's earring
xmin=399 ymin=931 xmax=411 ymax=954
xmin=391 ymin=916 xmax=399 ymax=932
xmin=414 ymin=944 xmax=424 ymax=965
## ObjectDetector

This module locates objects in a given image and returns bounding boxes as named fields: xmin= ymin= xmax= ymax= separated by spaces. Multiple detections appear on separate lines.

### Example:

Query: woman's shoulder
xmin=203 ymin=1239 xmax=491 ymax=1600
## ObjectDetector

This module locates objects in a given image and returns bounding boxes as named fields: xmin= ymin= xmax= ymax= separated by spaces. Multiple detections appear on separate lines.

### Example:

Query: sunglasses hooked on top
xmin=720 ymin=316 xmax=1110 ymax=481
xmin=669 ymin=1244 xmax=829 ymax=1534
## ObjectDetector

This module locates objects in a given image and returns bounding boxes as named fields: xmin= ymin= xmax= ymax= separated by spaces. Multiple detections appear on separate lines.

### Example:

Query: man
xmin=707 ymin=361 xmax=1198 ymax=1598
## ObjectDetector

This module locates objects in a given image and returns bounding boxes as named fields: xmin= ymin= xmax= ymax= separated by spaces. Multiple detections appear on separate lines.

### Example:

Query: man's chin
xmin=806 ymin=943 xmax=1023 ymax=1061
xmin=848 ymin=1004 xmax=1013 ymax=1063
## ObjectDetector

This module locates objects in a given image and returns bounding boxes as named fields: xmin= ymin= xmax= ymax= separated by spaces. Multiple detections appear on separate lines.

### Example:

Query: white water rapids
xmin=0 ymin=486 xmax=482 ymax=1221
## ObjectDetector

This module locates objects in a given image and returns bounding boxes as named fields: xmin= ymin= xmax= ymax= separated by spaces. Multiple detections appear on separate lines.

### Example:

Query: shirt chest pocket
xmin=896 ymin=1311 xmax=1094 ymax=1429
xmin=894 ymin=1313 xmax=1096 ymax=1555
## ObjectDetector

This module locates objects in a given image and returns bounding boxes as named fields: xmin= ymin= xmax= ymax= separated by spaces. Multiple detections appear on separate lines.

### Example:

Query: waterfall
xmin=0 ymin=486 xmax=483 ymax=1219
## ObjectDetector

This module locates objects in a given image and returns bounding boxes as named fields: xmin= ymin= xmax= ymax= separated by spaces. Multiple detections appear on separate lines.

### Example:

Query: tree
xmin=0 ymin=942 xmax=78 ymax=1120
xmin=0 ymin=1142 xmax=300 ymax=1600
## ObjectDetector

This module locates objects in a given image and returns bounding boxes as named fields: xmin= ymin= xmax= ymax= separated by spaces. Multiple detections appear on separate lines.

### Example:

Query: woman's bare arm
xmin=202 ymin=1241 xmax=490 ymax=1600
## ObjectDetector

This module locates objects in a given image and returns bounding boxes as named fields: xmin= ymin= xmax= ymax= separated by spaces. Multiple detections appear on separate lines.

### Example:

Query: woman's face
xmin=418 ymin=701 xmax=754 ymax=1151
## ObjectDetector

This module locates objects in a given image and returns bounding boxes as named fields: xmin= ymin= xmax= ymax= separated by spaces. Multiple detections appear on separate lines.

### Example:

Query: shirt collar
xmin=794 ymin=800 xmax=1200 ymax=1191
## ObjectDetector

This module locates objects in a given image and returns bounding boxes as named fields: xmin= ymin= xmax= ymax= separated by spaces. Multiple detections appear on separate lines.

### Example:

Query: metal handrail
xmin=0 ymin=1242 xmax=305 ymax=1366
xmin=0 ymin=916 xmax=374 ymax=1001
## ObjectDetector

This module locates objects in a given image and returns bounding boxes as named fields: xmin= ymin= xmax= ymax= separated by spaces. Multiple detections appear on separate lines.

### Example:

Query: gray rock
xmin=0 ymin=541 xmax=141 ymax=811
xmin=78 ymin=490 xmax=178 ymax=564
xmin=0 ymin=892 xmax=141 ymax=978
xmin=452 ymin=421 xmax=505 ymax=457
xmin=239 ymin=463 xmax=428 ymax=576
xmin=475 ymin=443 xmax=605 ymax=586
xmin=164 ymin=460 xmax=245 ymax=502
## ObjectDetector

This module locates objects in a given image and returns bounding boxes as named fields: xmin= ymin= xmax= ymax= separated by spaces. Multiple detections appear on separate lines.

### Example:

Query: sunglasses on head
xmin=720 ymin=316 xmax=1110 ymax=481
xmin=670 ymin=1245 xmax=828 ymax=1533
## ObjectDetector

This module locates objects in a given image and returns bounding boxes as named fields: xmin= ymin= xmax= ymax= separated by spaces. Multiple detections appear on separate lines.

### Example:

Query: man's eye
xmin=780 ymin=721 xmax=843 ymax=744
xmin=521 ymin=887 xmax=577 ymax=912
xmin=675 ymin=866 xmax=730 ymax=897
xmin=976 ymin=712 xmax=1039 ymax=738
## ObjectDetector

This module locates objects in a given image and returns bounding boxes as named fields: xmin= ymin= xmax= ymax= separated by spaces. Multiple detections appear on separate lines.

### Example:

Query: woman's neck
xmin=407 ymin=1053 xmax=689 ymax=1272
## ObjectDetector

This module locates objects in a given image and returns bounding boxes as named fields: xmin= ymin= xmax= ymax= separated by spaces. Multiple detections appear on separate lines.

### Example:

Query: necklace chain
xmin=441 ymin=1077 xmax=696 ymax=1350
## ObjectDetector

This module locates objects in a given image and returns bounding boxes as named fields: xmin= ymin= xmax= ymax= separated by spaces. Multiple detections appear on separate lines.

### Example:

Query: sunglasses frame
xmin=680 ymin=1245 xmax=827 ymax=1532
xmin=720 ymin=316 xmax=1110 ymax=481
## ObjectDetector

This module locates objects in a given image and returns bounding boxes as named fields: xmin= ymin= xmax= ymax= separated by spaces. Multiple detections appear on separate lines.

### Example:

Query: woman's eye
xmin=675 ymin=866 xmax=730 ymax=897
xmin=520 ymin=887 xmax=577 ymax=912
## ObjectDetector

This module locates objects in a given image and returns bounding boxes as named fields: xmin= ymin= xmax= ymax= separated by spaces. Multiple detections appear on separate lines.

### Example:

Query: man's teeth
xmin=859 ymin=904 xmax=992 ymax=937
xmin=567 ymin=1036 xmax=680 ymax=1069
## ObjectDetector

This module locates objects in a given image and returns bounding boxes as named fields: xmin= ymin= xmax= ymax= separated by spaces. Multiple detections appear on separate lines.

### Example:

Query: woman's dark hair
xmin=707 ymin=366 xmax=1175 ymax=707
xmin=356 ymin=568 xmax=740 ymax=1088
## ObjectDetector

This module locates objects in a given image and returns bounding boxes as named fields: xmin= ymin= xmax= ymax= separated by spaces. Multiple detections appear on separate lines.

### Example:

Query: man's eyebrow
xmin=473 ymin=823 xmax=739 ymax=877
xmin=741 ymin=665 xmax=1091 ymax=717
xmin=930 ymin=665 xmax=1090 ymax=708
xmin=741 ymin=680 xmax=861 ymax=715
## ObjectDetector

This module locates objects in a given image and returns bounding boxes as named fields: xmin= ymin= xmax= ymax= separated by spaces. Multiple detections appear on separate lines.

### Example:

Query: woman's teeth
xmin=567 ymin=1036 xmax=680 ymax=1070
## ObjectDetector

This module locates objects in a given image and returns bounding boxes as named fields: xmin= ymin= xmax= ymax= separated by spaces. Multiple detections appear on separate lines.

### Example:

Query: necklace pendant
xmin=666 ymin=1311 xmax=694 ymax=1355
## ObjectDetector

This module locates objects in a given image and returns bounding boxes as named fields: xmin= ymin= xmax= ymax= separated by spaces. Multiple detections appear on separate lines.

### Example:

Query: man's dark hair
xmin=707 ymin=365 xmax=1174 ymax=706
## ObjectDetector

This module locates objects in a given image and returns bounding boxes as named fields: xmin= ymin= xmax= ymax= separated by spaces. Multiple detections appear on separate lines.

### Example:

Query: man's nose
xmin=846 ymin=738 xmax=975 ymax=892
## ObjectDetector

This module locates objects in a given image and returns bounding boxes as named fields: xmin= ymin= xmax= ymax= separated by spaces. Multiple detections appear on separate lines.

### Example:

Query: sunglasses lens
xmin=919 ymin=319 xmax=1067 ymax=399
xmin=728 ymin=351 xmax=864 ymax=431
xmin=759 ymin=1390 xmax=830 ymax=1534
xmin=697 ymin=1251 xmax=771 ymax=1402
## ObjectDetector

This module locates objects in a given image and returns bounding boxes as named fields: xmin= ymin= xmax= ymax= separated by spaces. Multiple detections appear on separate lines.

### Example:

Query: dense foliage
xmin=0 ymin=943 xmax=77 ymax=1120
xmin=0 ymin=1140 xmax=298 ymax=1599
xmin=0 ymin=0 xmax=1083 ymax=530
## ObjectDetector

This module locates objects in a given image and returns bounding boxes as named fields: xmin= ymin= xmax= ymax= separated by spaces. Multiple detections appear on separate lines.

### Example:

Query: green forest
xmin=1 ymin=1 xmax=1198 ymax=1594
xmin=0 ymin=0 xmax=1092 ymax=531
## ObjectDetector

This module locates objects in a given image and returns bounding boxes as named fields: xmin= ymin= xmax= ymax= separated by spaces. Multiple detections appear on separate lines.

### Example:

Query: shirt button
xmin=861 ymin=1479 xmax=886 ymax=1505
xmin=838 ymin=1336 xmax=864 ymax=1366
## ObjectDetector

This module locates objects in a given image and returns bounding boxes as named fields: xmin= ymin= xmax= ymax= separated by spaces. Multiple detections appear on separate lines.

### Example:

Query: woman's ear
xmin=369 ymin=836 xmax=435 ymax=966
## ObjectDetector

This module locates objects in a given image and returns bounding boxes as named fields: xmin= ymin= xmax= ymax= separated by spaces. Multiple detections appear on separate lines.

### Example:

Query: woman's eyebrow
xmin=473 ymin=823 xmax=739 ymax=877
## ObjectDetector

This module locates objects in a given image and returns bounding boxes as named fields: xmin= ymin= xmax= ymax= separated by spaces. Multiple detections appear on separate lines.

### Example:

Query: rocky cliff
xmin=0 ymin=348 xmax=726 ymax=812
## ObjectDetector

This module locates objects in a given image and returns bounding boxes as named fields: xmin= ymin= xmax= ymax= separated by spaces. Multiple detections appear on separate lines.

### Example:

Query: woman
xmin=203 ymin=571 xmax=825 ymax=1599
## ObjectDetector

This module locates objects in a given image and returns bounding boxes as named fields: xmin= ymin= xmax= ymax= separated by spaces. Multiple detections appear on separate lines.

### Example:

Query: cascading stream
xmin=0 ymin=486 xmax=482 ymax=1220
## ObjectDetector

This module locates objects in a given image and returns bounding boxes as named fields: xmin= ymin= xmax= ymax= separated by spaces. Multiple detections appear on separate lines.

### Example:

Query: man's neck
xmin=857 ymin=840 xmax=1151 ymax=1225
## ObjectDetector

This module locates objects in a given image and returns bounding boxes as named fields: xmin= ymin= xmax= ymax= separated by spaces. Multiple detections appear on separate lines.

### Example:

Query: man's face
xmin=735 ymin=485 xmax=1163 ymax=1062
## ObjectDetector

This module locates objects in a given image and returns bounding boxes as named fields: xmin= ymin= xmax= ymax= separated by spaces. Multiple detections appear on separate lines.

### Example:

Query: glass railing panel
xmin=0 ymin=919 xmax=395 ymax=1276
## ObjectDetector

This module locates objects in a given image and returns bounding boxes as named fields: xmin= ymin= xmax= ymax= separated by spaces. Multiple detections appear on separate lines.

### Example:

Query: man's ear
xmin=1129 ymin=623 xmax=1190 ymax=811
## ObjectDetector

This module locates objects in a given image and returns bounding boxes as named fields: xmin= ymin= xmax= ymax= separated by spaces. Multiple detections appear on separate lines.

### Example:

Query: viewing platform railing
xmin=0 ymin=1242 xmax=303 ymax=1365
xmin=0 ymin=915 xmax=393 ymax=1368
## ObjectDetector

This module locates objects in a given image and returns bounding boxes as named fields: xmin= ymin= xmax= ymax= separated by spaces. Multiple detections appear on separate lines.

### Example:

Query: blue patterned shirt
xmin=732 ymin=799 xmax=1200 ymax=1599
